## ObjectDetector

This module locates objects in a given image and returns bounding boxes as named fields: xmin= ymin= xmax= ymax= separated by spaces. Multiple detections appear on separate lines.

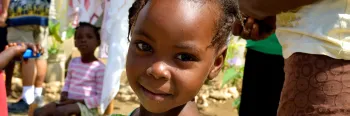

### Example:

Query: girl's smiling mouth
xmin=140 ymin=84 xmax=172 ymax=101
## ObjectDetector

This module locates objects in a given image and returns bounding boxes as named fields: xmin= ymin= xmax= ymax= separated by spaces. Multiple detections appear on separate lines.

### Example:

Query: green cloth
xmin=246 ymin=34 xmax=282 ymax=56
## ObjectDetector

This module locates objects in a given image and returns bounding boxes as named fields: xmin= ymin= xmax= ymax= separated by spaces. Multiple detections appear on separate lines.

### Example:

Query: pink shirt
xmin=62 ymin=57 xmax=105 ymax=109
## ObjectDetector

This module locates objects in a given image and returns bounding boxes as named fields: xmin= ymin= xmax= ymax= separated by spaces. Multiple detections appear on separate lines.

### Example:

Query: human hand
xmin=232 ymin=15 xmax=276 ymax=41
xmin=5 ymin=43 xmax=43 ymax=60
xmin=5 ymin=43 xmax=43 ymax=62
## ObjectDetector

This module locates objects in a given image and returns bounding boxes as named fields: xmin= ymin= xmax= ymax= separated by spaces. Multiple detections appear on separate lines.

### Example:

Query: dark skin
xmin=34 ymin=26 xmax=100 ymax=116
xmin=0 ymin=42 xmax=42 ymax=69
xmin=1 ymin=43 xmax=42 ymax=96
xmin=232 ymin=0 xmax=320 ymax=40
xmin=126 ymin=0 xmax=226 ymax=116
xmin=0 ymin=0 xmax=9 ymax=27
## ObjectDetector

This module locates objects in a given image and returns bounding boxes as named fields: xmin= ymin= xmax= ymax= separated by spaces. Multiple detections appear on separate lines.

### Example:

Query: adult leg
xmin=33 ymin=26 xmax=48 ymax=101
xmin=7 ymin=26 xmax=36 ymax=113
xmin=278 ymin=53 xmax=350 ymax=115
xmin=239 ymin=49 xmax=285 ymax=116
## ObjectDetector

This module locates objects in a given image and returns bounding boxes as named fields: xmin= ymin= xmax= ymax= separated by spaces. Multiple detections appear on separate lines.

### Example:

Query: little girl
xmin=34 ymin=22 xmax=105 ymax=116
xmin=125 ymin=0 xmax=239 ymax=115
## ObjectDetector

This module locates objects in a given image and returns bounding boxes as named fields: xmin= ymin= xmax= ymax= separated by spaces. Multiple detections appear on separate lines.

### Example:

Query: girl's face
xmin=126 ymin=0 xmax=226 ymax=113
xmin=74 ymin=26 xmax=99 ymax=55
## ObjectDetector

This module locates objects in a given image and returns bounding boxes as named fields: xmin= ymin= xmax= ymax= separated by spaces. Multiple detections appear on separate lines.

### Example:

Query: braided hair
xmin=128 ymin=0 xmax=242 ymax=49
xmin=75 ymin=22 xmax=101 ymax=46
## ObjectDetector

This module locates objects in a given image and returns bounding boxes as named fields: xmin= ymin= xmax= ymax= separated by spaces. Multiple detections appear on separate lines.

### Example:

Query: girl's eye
xmin=176 ymin=53 xmax=198 ymax=62
xmin=135 ymin=41 xmax=153 ymax=52
xmin=87 ymin=35 xmax=93 ymax=39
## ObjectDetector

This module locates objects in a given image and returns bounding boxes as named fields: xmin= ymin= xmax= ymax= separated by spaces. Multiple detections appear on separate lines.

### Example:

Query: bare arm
xmin=1 ymin=0 xmax=10 ymax=15
xmin=239 ymin=0 xmax=320 ymax=20
xmin=0 ymin=48 xmax=17 ymax=69
xmin=0 ymin=0 xmax=10 ymax=26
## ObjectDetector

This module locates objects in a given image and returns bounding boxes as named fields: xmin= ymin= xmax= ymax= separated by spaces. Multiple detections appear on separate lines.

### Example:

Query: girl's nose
xmin=80 ymin=39 xmax=87 ymax=43
xmin=146 ymin=62 xmax=171 ymax=80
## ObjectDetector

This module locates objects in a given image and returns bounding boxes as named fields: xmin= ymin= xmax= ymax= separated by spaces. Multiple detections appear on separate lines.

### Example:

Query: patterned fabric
xmin=278 ymin=53 xmax=350 ymax=116
xmin=62 ymin=57 xmax=105 ymax=109
xmin=7 ymin=0 xmax=50 ymax=26
xmin=276 ymin=0 xmax=350 ymax=60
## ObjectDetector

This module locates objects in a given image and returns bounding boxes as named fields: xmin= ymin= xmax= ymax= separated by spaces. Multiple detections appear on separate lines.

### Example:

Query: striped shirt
xmin=62 ymin=57 xmax=105 ymax=109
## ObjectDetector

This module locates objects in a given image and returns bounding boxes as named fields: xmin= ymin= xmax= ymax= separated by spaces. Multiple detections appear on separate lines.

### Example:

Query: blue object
xmin=22 ymin=49 xmax=41 ymax=59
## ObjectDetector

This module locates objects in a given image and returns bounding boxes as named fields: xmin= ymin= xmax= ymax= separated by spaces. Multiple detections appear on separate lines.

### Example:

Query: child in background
xmin=0 ymin=43 xmax=43 ymax=116
xmin=126 ymin=0 xmax=239 ymax=115
xmin=34 ymin=22 xmax=105 ymax=116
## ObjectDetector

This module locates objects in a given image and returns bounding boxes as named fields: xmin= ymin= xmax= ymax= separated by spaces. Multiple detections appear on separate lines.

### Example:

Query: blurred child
xmin=0 ymin=43 xmax=43 ymax=116
xmin=125 ymin=0 xmax=239 ymax=115
xmin=34 ymin=22 xmax=105 ymax=116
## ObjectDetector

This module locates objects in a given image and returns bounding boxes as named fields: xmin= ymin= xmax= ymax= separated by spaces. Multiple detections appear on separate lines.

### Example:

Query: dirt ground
xmin=8 ymin=98 xmax=237 ymax=116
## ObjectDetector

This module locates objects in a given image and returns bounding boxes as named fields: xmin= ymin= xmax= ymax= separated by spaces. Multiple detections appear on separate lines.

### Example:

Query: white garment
xmin=99 ymin=0 xmax=111 ymax=58
xmin=69 ymin=0 xmax=103 ymax=25
xmin=99 ymin=0 xmax=134 ymax=114
xmin=22 ymin=86 xmax=34 ymax=104
xmin=276 ymin=0 xmax=350 ymax=60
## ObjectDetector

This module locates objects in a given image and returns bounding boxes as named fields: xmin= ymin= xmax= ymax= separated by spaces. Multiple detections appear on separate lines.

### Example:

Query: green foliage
xmin=48 ymin=19 xmax=75 ymax=56
xmin=111 ymin=114 xmax=126 ymax=116
xmin=48 ymin=41 xmax=64 ymax=55
xmin=222 ymin=36 xmax=245 ymax=87
xmin=222 ymin=36 xmax=245 ymax=110
xmin=222 ymin=66 xmax=244 ymax=87
xmin=49 ymin=20 xmax=75 ymax=43
xmin=232 ymin=97 xmax=241 ymax=110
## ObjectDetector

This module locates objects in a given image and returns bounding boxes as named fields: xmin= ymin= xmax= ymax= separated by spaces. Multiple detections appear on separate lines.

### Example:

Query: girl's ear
xmin=208 ymin=46 xmax=227 ymax=80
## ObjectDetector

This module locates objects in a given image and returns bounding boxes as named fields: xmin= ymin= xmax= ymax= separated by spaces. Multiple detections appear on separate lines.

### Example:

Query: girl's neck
xmin=136 ymin=101 xmax=200 ymax=116
xmin=80 ymin=54 xmax=98 ymax=63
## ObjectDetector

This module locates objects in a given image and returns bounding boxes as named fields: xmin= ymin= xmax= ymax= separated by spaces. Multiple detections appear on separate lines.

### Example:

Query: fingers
xmin=232 ymin=20 xmax=243 ymax=36
xmin=36 ymin=44 xmax=44 ymax=55
xmin=241 ymin=17 xmax=255 ymax=39
xmin=251 ymin=23 xmax=259 ymax=40
xmin=231 ymin=16 xmax=276 ymax=41
xmin=26 ymin=43 xmax=38 ymax=56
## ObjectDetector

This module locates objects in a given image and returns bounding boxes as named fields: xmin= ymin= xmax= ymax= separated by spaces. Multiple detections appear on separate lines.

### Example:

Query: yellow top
xmin=276 ymin=0 xmax=350 ymax=60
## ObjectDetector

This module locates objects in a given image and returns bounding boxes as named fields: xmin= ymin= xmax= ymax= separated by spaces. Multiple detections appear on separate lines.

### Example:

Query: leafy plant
xmin=221 ymin=36 xmax=246 ymax=110
xmin=232 ymin=96 xmax=241 ymax=110
xmin=49 ymin=20 xmax=75 ymax=42
xmin=222 ymin=36 xmax=245 ymax=87
xmin=48 ymin=43 xmax=64 ymax=55
xmin=48 ymin=19 xmax=75 ymax=56
xmin=222 ymin=66 xmax=244 ymax=87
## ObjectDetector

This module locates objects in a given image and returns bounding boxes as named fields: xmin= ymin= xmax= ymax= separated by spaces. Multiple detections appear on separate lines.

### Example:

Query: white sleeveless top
xmin=276 ymin=0 xmax=350 ymax=60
